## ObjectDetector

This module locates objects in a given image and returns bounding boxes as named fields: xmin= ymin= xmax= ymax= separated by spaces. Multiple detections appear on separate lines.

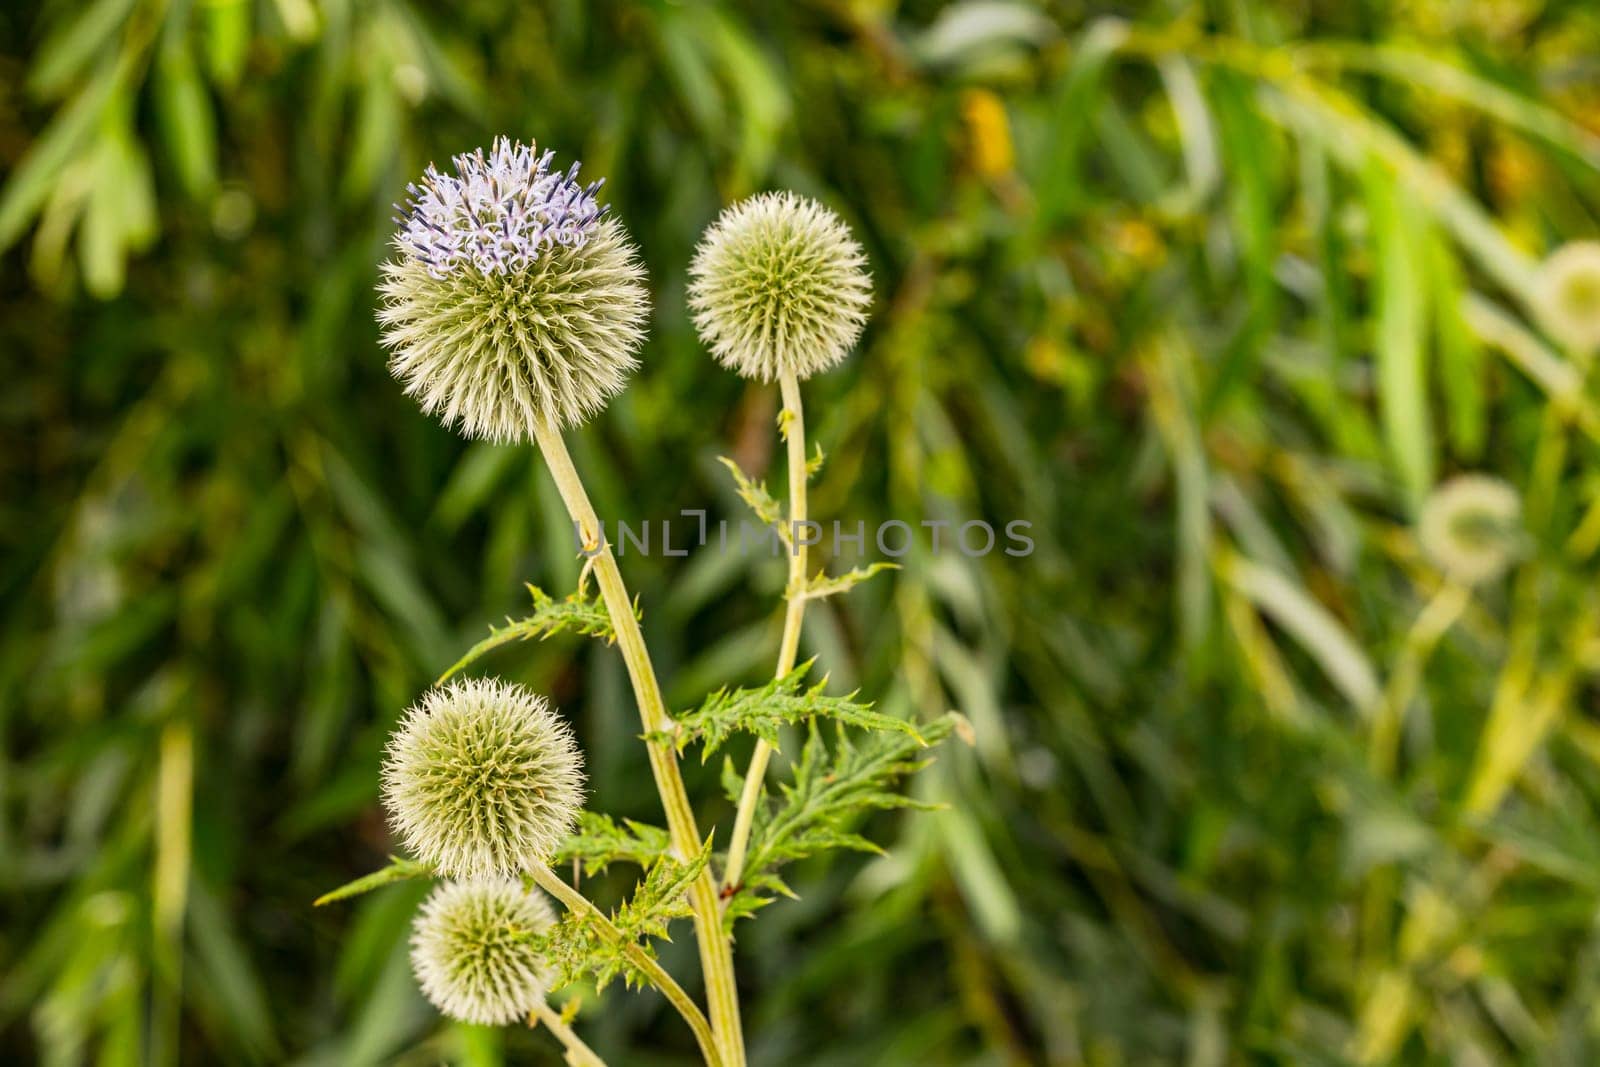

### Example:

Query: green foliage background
xmin=6 ymin=0 xmax=1600 ymax=1063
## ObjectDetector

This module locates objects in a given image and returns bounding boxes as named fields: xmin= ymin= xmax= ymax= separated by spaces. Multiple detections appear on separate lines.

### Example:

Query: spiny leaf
xmin=312 ymin=856 xmax=432 ymax=906
xmin=806 ymin=442 xmax=825 ymax=477
xmin=724 ymin=715 xmax=955 ymax=921
xmin=717 ymin=455 xmax=789 ymax=546
xmin=612 ymin=839 xmax=711 ymax=943
xmin=796 ymin=562 xmax=899 ymax=602
xmin=552 ymin=812 xmax=673 ymax=877
xmin=437 ymin=583 xmax=616 ymax=684
xmin=526 ymin=841 xmax=711 ymax=993
xmin=654 ymin=661 xmax=924 ymax=760
xmin=527 ymin=906 xmax=650 ymax=993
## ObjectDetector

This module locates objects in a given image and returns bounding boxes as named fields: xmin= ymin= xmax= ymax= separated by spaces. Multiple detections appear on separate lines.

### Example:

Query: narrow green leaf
xmin=313 ymin=857 xmax=433 ymax=906
xmin=798 ymin=562 xmax=899 ymax=602
xmin=437 ymin=584 xmax=616 ymax=684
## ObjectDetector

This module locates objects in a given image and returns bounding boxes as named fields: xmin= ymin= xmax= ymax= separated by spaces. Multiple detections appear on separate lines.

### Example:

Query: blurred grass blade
xmin=1033 ymin=17 xmax=1127 ymax=229
xmin=27 ymin=0 xmax=138 ymax=98
xmin=1157 ymin=56 xmax=1219 ymax=209
xmin=154 ymin=36 xmax=219 ymax=200
xmin=1363 ymin=158 xmax=1434 ymax=511
xmin=1298 ymin=41 xmax=1600 ymax=165
xmin=1204 ymin=69 xmax=1276 ymax=413
xmin=1217 ymin=549 xmax=1379 ymax=713
xmin=0 ymin=63 xmax=122 ymax=252
xmin=1145 ymin=335 xmax=1212 ymax=656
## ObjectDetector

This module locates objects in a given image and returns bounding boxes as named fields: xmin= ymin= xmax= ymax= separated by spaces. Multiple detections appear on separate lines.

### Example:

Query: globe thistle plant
xmin=410 ymin=879 xmax=556 ymax=1026
xmin=335 ymin=157 xmax=944 ymax=1067
xmin=375 ymin=141 xmax=749 ymax=1063
xmin=688 ymin=191 xmax=871 ymax=382
xmin=382 ymin=677 xmax=584 ymax=879
xmin=1534 ymin=241 xmax=1600 ymax=354
xmin=377 ymin=137 xmax=649 ymax=440
xmin=1418 ymin=474 xmax=1523 ymax=585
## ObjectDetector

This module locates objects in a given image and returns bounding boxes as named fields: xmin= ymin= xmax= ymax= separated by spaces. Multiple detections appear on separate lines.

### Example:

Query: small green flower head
xmin=688 ymin=191 xmax=871 ymax=382
xmin=377 ymin=138 xmax=649 ymax=441
xmin=382 ymin=678 xmax=584 ymax=878
xmin=1535 ymin=241 xmax=1600 ymax=354
xmin=410 ymin=879 xmax=556 ymax=1025
xmin=1418 ymin=474 xmax=1523 ymax=585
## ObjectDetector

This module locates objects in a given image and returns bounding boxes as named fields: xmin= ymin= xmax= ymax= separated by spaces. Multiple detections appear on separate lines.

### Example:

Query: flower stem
xmin=529 ymin=417 xmax=746 ymax=1067
xmin=528 ymin=865 xmax=722 ymax=1067
xmin=529 ymin=1000 xmax=608 ymax=1067
xmin=723 ymin=373 xmax=808 ymax=894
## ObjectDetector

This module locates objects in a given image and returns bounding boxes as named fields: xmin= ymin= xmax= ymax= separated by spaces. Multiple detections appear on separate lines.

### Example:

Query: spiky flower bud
xmin=382 ymin=678 xmax=584 ymax=878
xmin=410 ymin=879 xmax=556 ymax=1025
xmin=1418 ymin=474 xmax=1523 ymax=585
xmin=1535 ymin=241 xmax=1600 ymax=354
xmin=378 ymin=137 xmax=649 ymax=440
xmin=688 ymin=191 xmax=871 ymax=382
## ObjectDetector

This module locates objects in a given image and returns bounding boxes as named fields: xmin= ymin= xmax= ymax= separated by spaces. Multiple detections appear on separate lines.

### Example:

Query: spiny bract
xmin=378 ymin=138 xmax=648 ymax=439
xmin=1418 ymin=474 xmax=1523 ymax=585
xmin=410 ymin=879 xmax=556 ymax=1026
xmin=688 ymin=191 xmax=871 ymax=382
xmin=1535 ymin=241 xmax=1600 ymax=354
xmin=382 ymin=677 xmax=584 ymax=878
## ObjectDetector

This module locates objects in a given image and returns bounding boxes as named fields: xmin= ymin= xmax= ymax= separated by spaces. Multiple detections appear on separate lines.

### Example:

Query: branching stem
xmin=724 ymin=373 xmax=808 ymax=894
xmin=530 ymin=418 xmax=745 ymax=1067
xmin=529 ymin=1000 xmax=608 ymax=1067
xmin=528 ymin=864 xmax=722 ymax=1067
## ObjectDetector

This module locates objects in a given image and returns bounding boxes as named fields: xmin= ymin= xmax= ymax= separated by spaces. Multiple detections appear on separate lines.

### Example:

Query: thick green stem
xmin=529 ymin=418 xmax=745 ymax=1067
xmin=529 ymin=1000 xmax=608 ymax=1067
xmin=528 ymin=865 xmax=721 ymax=1067
xmin=723 ymin=373 xmax=808 ymax=894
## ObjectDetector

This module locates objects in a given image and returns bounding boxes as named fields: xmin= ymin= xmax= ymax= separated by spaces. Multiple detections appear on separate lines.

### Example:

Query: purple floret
xmin=396 ymin=137 xmax=606 ymax=278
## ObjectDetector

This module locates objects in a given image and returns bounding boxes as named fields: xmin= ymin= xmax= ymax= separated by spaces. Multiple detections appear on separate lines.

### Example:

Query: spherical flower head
xmin=1535 ymin=241 xmax=1600 ymax=354
xmin=410 ymin=879 xmax=556 ymax=1025
xmin=378 ymin=137 xmax=649 ymax=440
xmin=382 ymin=677 xmax=584 ymax=878
xmin=1418 ymin=474 xmax=1523 ymax=585
xmin=688 ymin=191 xmax=871 ymax=382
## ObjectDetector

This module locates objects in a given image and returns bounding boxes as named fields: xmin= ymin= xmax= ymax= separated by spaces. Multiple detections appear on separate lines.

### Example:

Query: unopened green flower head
xmin=378 ymin=138 xmax=649 ymax=440
xmin=383 ymin=677 xmax=584 ymax=878
xmin=1535 ymin=241 xmax=1600 ymax=354
xmin=688 ymin=191 xmax=871 ymax=382
xmin=411 ymin=879 xmax=556 ymax=1025
xmin=1418 ymin=474 xmax=1523 ymax=585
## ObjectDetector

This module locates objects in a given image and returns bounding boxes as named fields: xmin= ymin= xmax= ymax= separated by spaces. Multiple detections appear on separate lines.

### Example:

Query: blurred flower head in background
xmin=382 ymin=678 xmax=585 ymax=878
xmin=688 ymin=191 xmax=871 ymax=382
xmin=410 ymin=879 xmax=555 ymax=1025
xmin=1418 ymin=474 xmax=1524 ymax=585
xmin=377 ymin=139 xmax=648 ymax=440
xmin=1535 ymin=241 xmax=1600 ymax=354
